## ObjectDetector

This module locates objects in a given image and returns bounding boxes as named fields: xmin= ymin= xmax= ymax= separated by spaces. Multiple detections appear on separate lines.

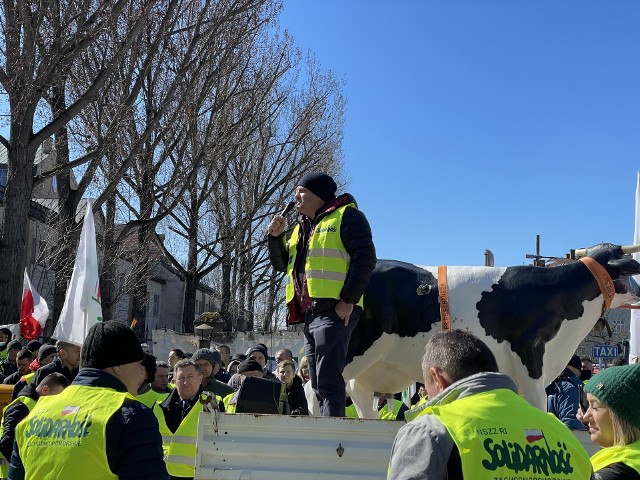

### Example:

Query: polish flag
xmin=20 ymin=269 xmax=49 ymax=340
xmin=524 ymin=429 xmax=544 ymax=443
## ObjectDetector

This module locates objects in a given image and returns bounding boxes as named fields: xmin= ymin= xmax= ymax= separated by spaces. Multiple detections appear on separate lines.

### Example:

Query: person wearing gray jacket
xmin=387 ymin=330 xmax=594 ymax=480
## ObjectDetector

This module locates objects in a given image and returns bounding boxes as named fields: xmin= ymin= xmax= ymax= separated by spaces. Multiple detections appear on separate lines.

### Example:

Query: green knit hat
xmin=584 ymin=364 xmax=640 ymax=428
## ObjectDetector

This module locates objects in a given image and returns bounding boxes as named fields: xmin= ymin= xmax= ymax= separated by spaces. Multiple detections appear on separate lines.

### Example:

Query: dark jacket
xmin=202 ymin=376 xmax=233 ymax=398
xmin=0 ymin=383 xmax=38 ymax=461
xmin=2 ymin=371 xmax=24 ymax=386
xmin=546 ymin=368 xmax=588 ymax=431
xmin=157 ymin=385 xmax=204 ymax=434
xmin=286 ymin=375 xmax=308 ymax=416
xmin=268 ymin=194 xmax=376 ymax=318
xmin=31 ymin=356 xmax=77 ymax=387
xmin=9 ymin=368 xmax=168 ymax=480
xmin=0 ymin=360 xmax=16 ymax=379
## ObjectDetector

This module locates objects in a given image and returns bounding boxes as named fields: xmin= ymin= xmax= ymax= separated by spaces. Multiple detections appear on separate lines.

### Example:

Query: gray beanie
xmin=192 ymin=348 xmax=220 ymax=367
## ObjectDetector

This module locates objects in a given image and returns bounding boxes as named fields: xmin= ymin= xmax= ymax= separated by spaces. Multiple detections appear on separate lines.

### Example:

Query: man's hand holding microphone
xmin=268 ymin=201 xmax=294 ymax=237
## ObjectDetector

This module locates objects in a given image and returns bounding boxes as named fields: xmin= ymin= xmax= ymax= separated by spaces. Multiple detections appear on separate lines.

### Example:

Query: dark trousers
xmin=304 ymin=305 xmax=359 ymax=417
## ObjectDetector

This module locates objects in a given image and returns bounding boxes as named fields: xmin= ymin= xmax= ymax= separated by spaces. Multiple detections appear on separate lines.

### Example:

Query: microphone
xmin=280 ymin=201 xmax=295 ymax=217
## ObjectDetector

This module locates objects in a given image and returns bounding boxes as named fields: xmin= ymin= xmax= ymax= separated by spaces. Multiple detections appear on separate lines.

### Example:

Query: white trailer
xmin=195 ymin=411 xmax=402 ymax=480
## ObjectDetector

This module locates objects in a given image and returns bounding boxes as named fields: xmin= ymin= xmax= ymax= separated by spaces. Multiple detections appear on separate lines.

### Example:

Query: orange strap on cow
xmin=438 ymin=265 xmax=451 ymax=330
xmin=579 ymin=257 xmax=614 ymax=311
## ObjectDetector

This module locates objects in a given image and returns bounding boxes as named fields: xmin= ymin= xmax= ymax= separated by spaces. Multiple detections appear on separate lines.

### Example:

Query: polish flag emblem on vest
xmin=20 ymin=269 xmax=50 ymax=340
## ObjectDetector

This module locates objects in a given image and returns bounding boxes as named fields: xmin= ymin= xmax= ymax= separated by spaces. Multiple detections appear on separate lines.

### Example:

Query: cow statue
xmin=306 ymin=242 xmax=640 ymax=418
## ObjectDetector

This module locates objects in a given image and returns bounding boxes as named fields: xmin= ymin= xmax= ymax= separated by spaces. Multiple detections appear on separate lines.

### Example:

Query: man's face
xmin=175 ymin=365 xmax=202 ymax=400
xmin=168 ymin=351 xmax=180 ymax=368
xmin=582 ymin=360 xmax=593 ymax=372
xmin=152 ymin=367 xmax=169 ymax=391
xmin=40 ymin=353 xmax=56 ymax=366
xmin=295 ymin=186 xmax=325 ymax=218
xmin=277 ymin=364 xmax=295 ymax=387
xmin=275 ymin=350 xmax=292 ymax=364
xmin=194 ymin=359 xmax=213 ymax=380
xmin=60 ymin=345 xmax=81 ymax=369
xmin=0 ymin=333 xmax=9 ymax=343
xmin=217 ymin=347 xmax=230 ymax=365
xmin=7 ymin=348 xmax=19 ymax=362
xmin=250 ymin=352 xmax=266 ymax=368
xmin=116 ymin=361 xmax=145 ymax=395
xmin=17 ymin=357 xmax=31 ymax=375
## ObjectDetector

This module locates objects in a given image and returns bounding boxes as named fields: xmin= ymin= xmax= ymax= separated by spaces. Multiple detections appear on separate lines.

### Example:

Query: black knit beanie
xmin=81 ymin=321 xmax=144 ymax=369
xmin=298 ymin=172 xmax=337 ymax=202
xmin=237 ymin=358 xmax=263 ymax=374
xmin=38 ymin=344 xmax=57 ymax=362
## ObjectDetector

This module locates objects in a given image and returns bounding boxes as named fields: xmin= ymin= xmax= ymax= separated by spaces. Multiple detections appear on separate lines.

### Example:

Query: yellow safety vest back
xmin=0 ymin=396 xmax=37 ymax=476
xmin=16 ymin=384 xmax=132 ymax=480
xmin=285 ymin=204 xmax=364 ymax=307
xmin=591 ymin=439 xmax=640 ymax=474
xmin=153 ymin=395 xmax=207 ymax=477
xmin=425 ymin=389 xmax=592 ymax=479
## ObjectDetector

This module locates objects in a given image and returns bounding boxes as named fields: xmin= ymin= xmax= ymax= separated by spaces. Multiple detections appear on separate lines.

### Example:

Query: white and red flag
xmin=524 ymin=429 xmax=544 ymax=443
xmin=20 ymin=269 xmax=49 ymax=340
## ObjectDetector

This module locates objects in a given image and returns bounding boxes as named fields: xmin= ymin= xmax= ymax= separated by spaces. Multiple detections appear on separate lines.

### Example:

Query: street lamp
xmin=195 ymin=324 xmax=214 ymax=349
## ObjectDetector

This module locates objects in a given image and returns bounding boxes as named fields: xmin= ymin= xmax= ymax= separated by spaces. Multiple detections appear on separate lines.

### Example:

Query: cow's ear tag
xmin=596 ymin=383 xmax=604 ymax=391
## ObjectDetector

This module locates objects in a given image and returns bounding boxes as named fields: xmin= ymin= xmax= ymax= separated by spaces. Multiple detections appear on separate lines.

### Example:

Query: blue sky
xmin=280 ymin=1 xmax=640 ymax=267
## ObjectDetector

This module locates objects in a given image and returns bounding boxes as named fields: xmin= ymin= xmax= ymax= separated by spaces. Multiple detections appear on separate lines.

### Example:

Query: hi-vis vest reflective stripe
xmin=378 ymin=399 xmax=403 ymax=421
xmin=153 ymin=394 xmax=215 ymax=477
xmin=425 ymin=389 xmax=592 ymax=479
xmin=285 ymin=204 xmax=363 ymax=307
xmin=0 ymin=396 xmax=37 ymax=477
xmin=16 ymin=385 xmax=132 ymax=480
xmin=591 ymin=439 xmax=640 ymax=474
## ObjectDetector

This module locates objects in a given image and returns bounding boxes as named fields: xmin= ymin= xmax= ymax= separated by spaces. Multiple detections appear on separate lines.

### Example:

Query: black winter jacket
xmin=268 ymin=193 xmax=376 ymax=308
xmin=9 ymin=368 xmax=168 ymax=480
xmin=31 ymin=356 xmax=77 ymax=387
xmin=286 ymin=375 xmax=309 ymax=416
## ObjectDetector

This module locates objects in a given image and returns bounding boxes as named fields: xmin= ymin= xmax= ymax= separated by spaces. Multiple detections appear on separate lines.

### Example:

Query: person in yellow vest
xmin=376 ymin=393 xmax=408 ymax=421
xmin=0 ymin=372 xmax=68 ymax=476
xmin=9 ymin=320 xmax=168 ymax=480
xmin=576 ymin=364 xmax=640 ymax=479
xmin=152 ymin=359 xmax=206 ymax=479
xmin=137 ymin=353 xmax=160 ymax=408
xmin=152 ymin=361 xmax=173 ymax=402
xmin=267 ymin=172 xmax=376 ymax=417
xmin=221 ymin=358 xmax=265 ymax=414
xmin=0 ymin=329 xmax=13 ymax=362
xmin=387 ymin=330 xmax=594 ymax=480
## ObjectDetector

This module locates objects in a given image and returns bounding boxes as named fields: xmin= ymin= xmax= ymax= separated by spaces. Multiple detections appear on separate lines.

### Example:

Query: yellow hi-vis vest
xmin=378 ymin=399 xmax=404 ymax=421
xmin=0 ymin=395 xmax=37 ymax=476
xmin=423 ymin=389 xmax=592 ymax=479
xmin=20 ymin=372 xmax=35 ymax=385
xmin=285 ymin=204 xmax=364 ymax=308
xmin=153 ymin=394 xmax=211 ymax=477
xmin=136 ymin=388 xmax=160 ymax=409
xmin=16 ymin=384 xmax=132 ymax=480
xmin=591 ymin=439 xmax=640 ymax=475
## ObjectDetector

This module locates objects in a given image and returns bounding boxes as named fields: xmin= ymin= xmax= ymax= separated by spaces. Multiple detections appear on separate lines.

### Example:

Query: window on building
xmin=152 ymin=293 xmax=160 ymax=318
xmin=195 ymin=299 xmax=201 ymax=315
xmin=0 ymin=166 xmax=7 ymax=186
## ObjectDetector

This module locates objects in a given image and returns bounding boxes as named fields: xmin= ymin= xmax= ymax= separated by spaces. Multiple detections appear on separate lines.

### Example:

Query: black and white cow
xmin=310 ymin=243 xmax=640 ymax=418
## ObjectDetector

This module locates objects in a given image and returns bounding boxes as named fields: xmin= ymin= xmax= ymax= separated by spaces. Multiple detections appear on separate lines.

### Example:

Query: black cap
xmin=26 ymin=340 xmax=42 ymax=352
xmin=38 ymin=344 xmax=57 ymax=362
xmin=298 ymin=172 xmax=337 ymax=202
xmin=7 ymin=340 xmax=21 ymax=351
xmin=80 ymin=321 xmax=145 ymax=369
xmin=237 ymin=358 xmax=263 ymax=374
xmin=568 ymin=354 xmax=582 ymax=371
